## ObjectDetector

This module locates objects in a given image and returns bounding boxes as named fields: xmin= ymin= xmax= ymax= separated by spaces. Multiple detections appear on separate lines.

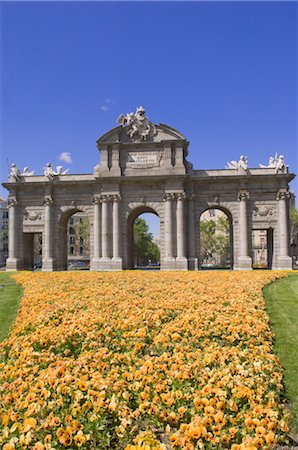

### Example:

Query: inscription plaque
xmin=127 ymin=151 xmax=161 ymax=168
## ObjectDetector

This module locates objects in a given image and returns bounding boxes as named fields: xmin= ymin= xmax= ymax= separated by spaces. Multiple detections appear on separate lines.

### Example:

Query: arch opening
xmin=199 ymin=207 xmax=233 ymax=269
xmin=58 ymin=209 xmax=90 ymax=270
xmin=127 ymin=207 xmax=160 ymax=270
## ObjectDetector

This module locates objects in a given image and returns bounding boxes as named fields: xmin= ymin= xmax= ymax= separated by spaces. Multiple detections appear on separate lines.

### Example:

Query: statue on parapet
xmin=259 ymin=153 xmax=288 ymax=173
xmin=9 ymin=163 xmax=21 ymax=181
xmin=226 ymin=155 xmax=249 ymax=172
xmin=117 ymin=106 xmax=156 ymax=141
xmin=44 ymin=163 xmax=69 ymax=179
xmin=22 ymin=167 xmax=35 ymax=176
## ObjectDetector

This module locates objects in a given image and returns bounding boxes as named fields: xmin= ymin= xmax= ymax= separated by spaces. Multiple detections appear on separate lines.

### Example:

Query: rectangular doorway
xmin=23 ymin=233 xmax=42 ymax=270
xmin=252 ymin=229 xmax=273 ymax=269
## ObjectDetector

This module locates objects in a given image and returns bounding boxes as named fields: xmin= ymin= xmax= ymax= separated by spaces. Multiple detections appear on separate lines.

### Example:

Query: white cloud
xmin=59 ymin=152 xmax=72 ymax=164
xmin=100 ymin=98 xmax=115 ymax=112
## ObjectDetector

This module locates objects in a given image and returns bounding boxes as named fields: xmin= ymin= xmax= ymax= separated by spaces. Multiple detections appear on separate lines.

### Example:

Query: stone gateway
xmin=3 ymin=108 xmax=295 ymax=271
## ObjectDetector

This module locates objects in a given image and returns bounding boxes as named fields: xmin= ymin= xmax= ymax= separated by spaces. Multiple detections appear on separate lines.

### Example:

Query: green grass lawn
xmin=264 ymin=273 xmax=298 ymax=433
xmin=0 ymin=272 xmax=23 ymax=342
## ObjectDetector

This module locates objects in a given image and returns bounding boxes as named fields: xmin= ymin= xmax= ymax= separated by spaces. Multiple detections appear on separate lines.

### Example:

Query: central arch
xmin=126 ymin=206 xmax=160 ymax=270
xmin=198 ymin=206 xmax=234 ymax=269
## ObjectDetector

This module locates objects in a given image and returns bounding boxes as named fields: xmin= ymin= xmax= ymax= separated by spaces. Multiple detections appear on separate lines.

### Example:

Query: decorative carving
xmin=253 ymin=206 xmax=274 ymax=217
xmin=226 ymin=155 xmax=249 ymax=172
xmin=99 ymin=194 xmax=113 ymax=203
xmin=237 ymin=190 xmax=250 ymax=201
xmin=92 ymin=196 xmax=100 ymax=205
xmin=117 ymin=106 xmax=156 ymax=141
xmin=24 ymin=210 xmax=42 ymax=221
xmin=43 ymin=196 xmax=53 ymax=206
xmin=259 ymin=153 xmax=288 ymax=173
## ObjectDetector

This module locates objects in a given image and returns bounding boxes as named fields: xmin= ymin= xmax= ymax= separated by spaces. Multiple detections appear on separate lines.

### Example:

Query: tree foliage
xmin=200 ymin=215 xmax=230 ymax=266
xmin=78 ymin=218 xmax=90 ymax=253
xmin=133 ymin=218 xmax=160 ymax=267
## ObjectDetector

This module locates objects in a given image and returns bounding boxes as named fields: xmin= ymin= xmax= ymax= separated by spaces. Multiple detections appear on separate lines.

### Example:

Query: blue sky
xmin=1 ymin=1 xmax=297 ymax=236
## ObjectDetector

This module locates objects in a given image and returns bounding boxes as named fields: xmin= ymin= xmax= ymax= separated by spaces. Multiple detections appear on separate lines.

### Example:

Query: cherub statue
xmin=21 ymin=166 xmax=35 ymax=176
xmin=9 ymin=163 xmax=21 ymax=181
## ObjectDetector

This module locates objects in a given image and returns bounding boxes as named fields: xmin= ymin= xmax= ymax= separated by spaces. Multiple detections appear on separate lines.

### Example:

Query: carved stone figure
xmin=259 ymin=153 xmax=287 ymax=173
xmin=22 ymin=167 xmax=35 ymax=176
xmin=275 ymin=155 xmax=287 ymax=174
xmin=44 ymin=163 xmax=55 ymax=179
xmin=226 ymin=155 xmax=249 ymax=171
xmin=55 ymin=166 xmax=69 ymax=175
xmin=117 ymin=106 xmax=156 ymax=141
xmin=9 ymin=163 xmax=21 ymax=181
xmin=44 ymin=163 xmax=69 ymax=179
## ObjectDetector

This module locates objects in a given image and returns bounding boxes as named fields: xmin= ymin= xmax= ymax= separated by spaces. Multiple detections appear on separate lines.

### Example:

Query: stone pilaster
xmin=187 ymin=194 xmax=198 ymax=270
xmin=111 ymin=194 xmax=122 ymax=269
xmin=6 ymin=196 xmax=19 ymax=271
xmin=163 ymin=193 xmax=176 ymax=269
xmin=90 ymin=196 xmax=101 ymax=271
xmin=42 ymin=195 xmax=54 ymax=271
xmin=101 ymin=195 xmax=110 ymax=261
xmin=235 ymin=190 xmax=252 ymax=270
xmin=176 ymin=193 xmax=188 ymax=269
xmin=275 ymin=190 xmax=292 ymax=269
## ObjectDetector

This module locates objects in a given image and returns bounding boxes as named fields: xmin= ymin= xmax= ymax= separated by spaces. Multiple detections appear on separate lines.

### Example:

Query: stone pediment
xmin=97 ymin=123 xmax=187 ymax=146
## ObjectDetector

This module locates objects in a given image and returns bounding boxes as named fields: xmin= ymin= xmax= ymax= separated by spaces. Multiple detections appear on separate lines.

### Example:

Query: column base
xmin=95 ymin=257 xmax=123 ymax=271
xmin=6 ymin=258 xmax=20 ymax=271
xmin=234 ymin=256 xmax=252 ymax=270
xmin=90 ymin=258 xmax=101 ymax=271
xmin=188 ymin=257 xmax=198 ymax=270
xmin=273 ymin=256 xmax=293 ymax=270
xmin=42 ymin=258 xmax=54 ymax=272
xmin=161 ymin=257 xmax=176 ymax=270
xmin=175 ymin=257 xmax=188 ymax=270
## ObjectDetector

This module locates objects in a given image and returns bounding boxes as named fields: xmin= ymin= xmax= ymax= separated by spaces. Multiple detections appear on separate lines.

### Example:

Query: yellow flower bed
xmin=0 ymin=271 xmax=291 ymax=449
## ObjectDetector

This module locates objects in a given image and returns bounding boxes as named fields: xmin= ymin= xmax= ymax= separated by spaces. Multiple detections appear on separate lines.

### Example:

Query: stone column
xmin=187 ymin=194 xmax=197 ymax=269
xmin=6 ymin=197 xmax=18 ymax=271
xmin=163 ymin=193 xmax=175 ymax=262
xmin=90 ymin=196 xmax=101 ymax=270
xmin=276 ymin=190 xmax=292 ymax=269
xmin=101 ymin=195 xmax=110 ymax=260
xmin=42 ymin=195 xmax=54 ymax=271
xmin=236 ymin=190 xmax=252 ymax=270
xmin=112 ymin=194 xmax=121 ymax=261
xmin=176 ymin=193 xmax=188 ymax=269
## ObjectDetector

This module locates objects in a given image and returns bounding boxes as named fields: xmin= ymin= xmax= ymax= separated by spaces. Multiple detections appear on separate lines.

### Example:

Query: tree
xmin=133 ymin=218 xmax=160 ymax=266
xmin=200 ymin=215 xmax=230 ymax=265
xmin=290 ymin=206 xmax=298 ymax=256
xmin=78 ymin=217 xmax=90 ymax=254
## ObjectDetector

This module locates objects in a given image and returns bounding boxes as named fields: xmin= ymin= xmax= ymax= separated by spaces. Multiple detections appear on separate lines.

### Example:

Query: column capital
xmin=92 ymin=195 xmax=101 ymax=205
xmin=7 ymin=196 xmax=18 ymax=207
xmin=237 ymin=190 xmax=250 ymax=201
xmin=163 ymin=193 xmax=176 ymax=202
xmin=176 ymin=192 xmax=187 ymax=201
xmin=43 ymin=195 xmax=53 ymax=206
xmin=276 ymin=190 xmax=291 ymax=201
xmin=112 ymin=194 xmax=122 ymax=202
xmin=99 ymin=194 xmax=112 ymax=203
